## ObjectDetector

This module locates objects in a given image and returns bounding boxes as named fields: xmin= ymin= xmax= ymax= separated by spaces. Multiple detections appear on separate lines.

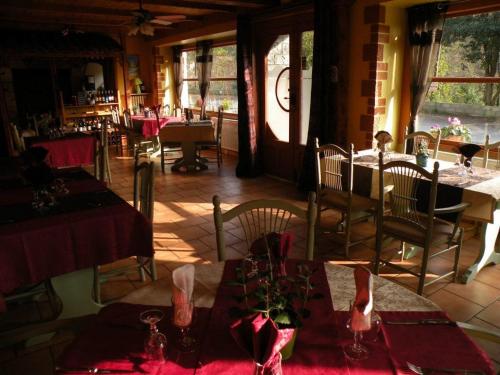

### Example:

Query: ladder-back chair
xmin=403 ymin=127 xmax=441 ymax=159
xmin=213 ymin=192 xmax=317 ymax=261
xmin=197 ymin=106 xmax=223 ymax=168
xmin=374 ymin=154 xmax=469 ymax=295
xmin=94 ymin=119 xmax=112 ymax=183
xmin=483 ymin=134 xmax=500 ymax=169
xmin=314 ymin=138 xmax=376 ymax=257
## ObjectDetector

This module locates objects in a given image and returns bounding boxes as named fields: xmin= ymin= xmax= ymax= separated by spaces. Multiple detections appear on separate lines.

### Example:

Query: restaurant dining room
xmin=0 ymin=0 xmax=499 ymax=373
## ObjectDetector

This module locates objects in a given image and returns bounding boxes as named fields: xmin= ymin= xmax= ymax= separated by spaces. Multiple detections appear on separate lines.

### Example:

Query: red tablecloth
xmin=57 ymin=260 xmax=495 ymax=374
xmin=0 ymin=170 xmax=153 ymax=296
xmin=59 ymin=303 xmax=210 ymax=375
xmin=28 ymin=134 xmax=95 ymax=168
xmin=132 ymin=116 xmax=182 ymax=138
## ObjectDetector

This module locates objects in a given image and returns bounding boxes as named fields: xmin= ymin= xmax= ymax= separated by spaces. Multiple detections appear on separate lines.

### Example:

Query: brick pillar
xmin=359 ymin=5 xmax=390 ymax=149
xmin=152 ymin=46 xmax=166 ymax=106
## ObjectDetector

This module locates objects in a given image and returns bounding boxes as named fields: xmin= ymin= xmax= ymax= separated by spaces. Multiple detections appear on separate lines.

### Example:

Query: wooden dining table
xmin=58 ymin=260 xmax=494 ymax=374
xmin=158 ymin=121 xmax=215 ymax=172
xmin=351 ymin=150 xmax=500 ymax=283
xmin=0 ymin=168 xmax=153 ymax=318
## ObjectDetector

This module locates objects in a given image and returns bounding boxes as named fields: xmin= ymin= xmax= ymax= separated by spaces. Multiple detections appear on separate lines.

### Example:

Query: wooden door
xmin=255 ymin=15 xmax=313 ymax=181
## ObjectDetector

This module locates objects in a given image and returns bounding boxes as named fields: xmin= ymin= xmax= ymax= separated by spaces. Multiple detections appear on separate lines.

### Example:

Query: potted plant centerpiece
xmin=415 ymin=139 xmax=430 ymax=167
xmin=228 ymin=234 xmax=322 ymax=361
xmin=430 ymin=117 xmax=472 ymax=142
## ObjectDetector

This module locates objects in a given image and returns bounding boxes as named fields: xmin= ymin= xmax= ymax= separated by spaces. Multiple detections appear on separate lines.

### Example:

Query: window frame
xmin=180 ymin=41 xmax=238 ymax=119
xmin=424 ymin=6 xmax=500 ymax=150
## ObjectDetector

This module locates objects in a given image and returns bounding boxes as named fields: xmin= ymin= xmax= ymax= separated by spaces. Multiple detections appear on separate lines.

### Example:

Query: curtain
xmin=196 ymin=40 xmax=213 ymax=120
xmin=172 ymin=45 xmax=183 ymax=108
xmin=298 ymin=0 xmax=352 ymax=192
xmin=235 ymin=15 xmax=260 ymax=177
xmin=406 ymin=2 xmax=448 ymax=153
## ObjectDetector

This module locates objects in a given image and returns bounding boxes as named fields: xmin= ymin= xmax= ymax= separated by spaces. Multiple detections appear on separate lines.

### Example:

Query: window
xmin=417 ymin=11 xmax=500 ymax=144
xmin=181 ymin=44 xmax=238 ymax=114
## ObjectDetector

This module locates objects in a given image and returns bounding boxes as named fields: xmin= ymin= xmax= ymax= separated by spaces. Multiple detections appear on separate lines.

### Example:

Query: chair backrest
xmin=173 ymin=106 xmax=182 ymax=117
xmin=134 ymin=160 xmax=155 ymax=221
xmin=215 ymin=106 xmax=224 ymax=143
xmin=161 ymin=104 xmax=171 ymax=117
xmin=9 ymin=123 xmax=25 ymax=153
xmin=483 ymin=134 xmax=500 ymax=169
xmin=213 ymin=192 xmax=317 ymax=261
xmin=110 ymin=107 xmax=120 ymax=126
xmin=94 ymin=121 xmax=109 ymax=182
xmin=377 ymin=152 xmax=439 ymax=239
xmin=314 ymin=138 xmax=353 ymax=196
xmin=404 ymin=127 xmax=441 ymax=159
xmin=152 ymin=105 xmax=161 ymax=132
xmin=123 ymin=110 xmax=133 ymax=129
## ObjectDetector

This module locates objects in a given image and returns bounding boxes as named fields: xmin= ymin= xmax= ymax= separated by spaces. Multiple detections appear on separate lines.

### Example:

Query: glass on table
xmin=171 ymin=297 xmax=196 ymax=352
xmin=344 ymin=305 xmax=381 ymax=360
xmin=140 ymin=309 xmax=168 ymax=362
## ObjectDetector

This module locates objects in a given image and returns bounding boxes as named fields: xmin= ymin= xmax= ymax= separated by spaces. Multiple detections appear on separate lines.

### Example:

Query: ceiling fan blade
xmin=151 ymin=19 xmax=172 ymax=26
xmin=154 ymin=15 xmax=187 ymax=21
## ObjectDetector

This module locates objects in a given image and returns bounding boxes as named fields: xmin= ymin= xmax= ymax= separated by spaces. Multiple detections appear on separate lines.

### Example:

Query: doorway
xmin=255 ymin=14 xmax=313 ymax=181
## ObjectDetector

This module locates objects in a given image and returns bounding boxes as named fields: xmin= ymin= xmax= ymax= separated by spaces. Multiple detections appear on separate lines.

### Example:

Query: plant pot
xmin=280 ymin=329 xmax=298 ymax=361
xmin=416 ymin=153 xmax=428 ymax=167
xmin=444 ymin=135 xmax=464 ymax=143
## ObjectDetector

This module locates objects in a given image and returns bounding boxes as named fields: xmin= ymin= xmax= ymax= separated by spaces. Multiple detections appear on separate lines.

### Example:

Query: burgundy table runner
xmin=197 ymin=259 xmax=348 ymax=374
xmin=59 ymin=303 xmax=210 ymax=375
xmin=0 ymin=169 xmax=153 ymax=296
xmin=132 ymin=116 xmax=182 ymax=138
xmin=28 ymin=133 xmax=95 ymax=168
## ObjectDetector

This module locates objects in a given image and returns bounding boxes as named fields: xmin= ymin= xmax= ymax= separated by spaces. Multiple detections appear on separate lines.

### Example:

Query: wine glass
xmin=140 ymin=309 xmax=167 ymax=362
xmin=344 ymin=304 xmax=371 ymax=361
xmin=171 ymin=298 xmax=196 ymax=352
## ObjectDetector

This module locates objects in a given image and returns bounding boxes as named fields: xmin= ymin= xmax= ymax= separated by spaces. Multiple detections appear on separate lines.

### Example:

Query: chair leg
xmin=105 ymin=152 xmax=112 ymax=183
xmin=344 ymin=214 xmax=351 ymax=258
xmin=137 ymin=257 xmax=146 ymax=282
xmin=453 ymin=230 xmax=464 ymax=282
xmin=373 ymin=226 xmax=382 ymax=275
xmin=161 ymin=145 xmax=165 ymax=174
xmin=93 ymin=265 xmax=101 ymax=305
xmin=417 ymin=245 xmax=431 ymax=295
xmin=150 ymin=257 xmax=158 ymax=281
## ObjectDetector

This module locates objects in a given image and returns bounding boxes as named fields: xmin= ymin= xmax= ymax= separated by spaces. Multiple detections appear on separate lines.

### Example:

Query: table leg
xmin=51 ymin=268 xmax=103 ymax=319
xmin=171 ymin=142 xmax=208 ymax=172
xmin=461 ymin=206 xmax=500 ymax=284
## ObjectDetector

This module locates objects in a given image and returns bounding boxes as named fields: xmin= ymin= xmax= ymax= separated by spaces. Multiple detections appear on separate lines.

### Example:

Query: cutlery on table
xmin=54 ymin=366 xmax=134 ymax=374
xmin=384 ymin=319 xmax=456 ymax=326
xmin=407 ymin=361 xmax=485 ymax=375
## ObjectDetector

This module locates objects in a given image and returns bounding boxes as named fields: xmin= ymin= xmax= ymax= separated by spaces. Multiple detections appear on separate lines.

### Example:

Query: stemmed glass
xmin=345 ymin=318 xmax=369 ymax=360
xmin=140 ymin=309 xmax=167 ymax=362
xmin=172 ymin=298 xmax=196 ymax=352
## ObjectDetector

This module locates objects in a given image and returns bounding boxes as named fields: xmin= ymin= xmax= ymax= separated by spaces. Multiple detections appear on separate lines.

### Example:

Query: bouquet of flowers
xmin=430 ymin=117 xmax=472 ymax=142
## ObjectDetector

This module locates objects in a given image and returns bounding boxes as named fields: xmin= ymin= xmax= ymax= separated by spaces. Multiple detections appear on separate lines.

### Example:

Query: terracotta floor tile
xmin=427 ymin=289 xmax=484 ymax=322
xmin=475 ymin=300 xmax=500 ymax=328
xmin=444 ymin=280 xmax=500 ymax=307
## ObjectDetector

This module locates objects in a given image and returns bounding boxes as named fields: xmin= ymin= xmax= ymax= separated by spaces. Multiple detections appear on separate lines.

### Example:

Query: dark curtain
xmin=196 ymin=40 xmax=213 ymax=120
xmin=406 ymin=2 xmax=448 ymax=153
xmin=298 ymin=0 xmax=352 ymax=192
xmin=236 ymin=16 xmax=260 ymax=177
xmin=102 ymin=58 xmax=116 ymax=93
xmin=172 ymin=46 xmax=183 ymax=108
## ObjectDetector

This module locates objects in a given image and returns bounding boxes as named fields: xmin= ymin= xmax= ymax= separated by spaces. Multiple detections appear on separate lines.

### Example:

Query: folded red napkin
xmin=351 ymin=266 xmax=373 ymax=332
xmin=230 ymin=313 xmax=294 ymax=374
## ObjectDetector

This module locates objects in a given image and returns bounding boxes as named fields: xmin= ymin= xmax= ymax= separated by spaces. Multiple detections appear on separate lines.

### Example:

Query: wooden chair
xmin=93 ymin=119 xmax=112 ymax=183
xmin=213 ymin=192 xmax=317 ymax=261
xmin=173 ymin=106 xmax=182 ymax=117
xmin=93 ymin=161 xmax=157 ymax=304
xmin=9 ymin=123 xmax=25 ymax=154
xmin=197 ymin=106 xmax=223 ymax=168
xmin=482 ymin=134 xmax=500 ymax=169
xmin=403 ymin=127 xmax=441 ymax=159
xmin=314 ymin=138 xmax=376 ymax=257
xmin=153 ymin=105 xmax=182 ymax=173
xmin=122 ymin=109 xmax=154 ymax=164
xmin=373 ymin=154 xmax=469 ymax=295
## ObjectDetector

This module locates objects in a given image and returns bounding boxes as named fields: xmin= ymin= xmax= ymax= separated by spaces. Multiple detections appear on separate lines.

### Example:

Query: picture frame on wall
xmin=127 ymin=55 xmax=139 ymax=80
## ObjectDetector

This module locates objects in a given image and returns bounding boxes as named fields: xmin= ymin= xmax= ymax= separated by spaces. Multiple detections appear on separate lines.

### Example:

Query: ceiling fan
xmin=127 ymin=0 xmax=187 ymax=36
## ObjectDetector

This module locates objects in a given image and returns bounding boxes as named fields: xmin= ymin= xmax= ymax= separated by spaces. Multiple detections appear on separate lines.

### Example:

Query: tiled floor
xmin=1 ymin=149 xmax=499 ymax=373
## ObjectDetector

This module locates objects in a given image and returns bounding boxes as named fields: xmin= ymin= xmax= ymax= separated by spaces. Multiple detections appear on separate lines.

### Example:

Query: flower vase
xmin=416 ymin=153 xmax=428 ymax=167
xmin=280 ymin=329 xmax=297 ymax=361
xmin=445 ymin=135 xmax=464 ymax=143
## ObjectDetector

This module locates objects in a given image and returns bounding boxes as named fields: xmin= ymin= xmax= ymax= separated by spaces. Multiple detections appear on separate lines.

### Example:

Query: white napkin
xmin=172 ymin=264 xmax=195 ymax=304
xmin=172 ymin=264 xmax=195 ymax=327
xmin=351 ymin=266 xmax=373 ymax=331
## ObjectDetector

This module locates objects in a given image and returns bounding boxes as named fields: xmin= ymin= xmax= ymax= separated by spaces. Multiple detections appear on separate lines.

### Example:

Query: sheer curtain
xmin=196 ymin=40 xmax=213 ymax=120
xmin=406 ymin=2 xmax=448 ymax=152
xmin=172 ymin=45 xmax=183 ymax=109
xmin=236 ymin=16 xmax=260 ymax=177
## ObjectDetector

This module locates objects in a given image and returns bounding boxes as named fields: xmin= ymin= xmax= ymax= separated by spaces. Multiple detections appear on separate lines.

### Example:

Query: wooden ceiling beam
xmin=167 ymin=0 xmax=279 ymax=8
xmin=0 ymin=3 xmax=203 ymax=20
xmin=101 ymin=0 xmax=236 ymax=12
